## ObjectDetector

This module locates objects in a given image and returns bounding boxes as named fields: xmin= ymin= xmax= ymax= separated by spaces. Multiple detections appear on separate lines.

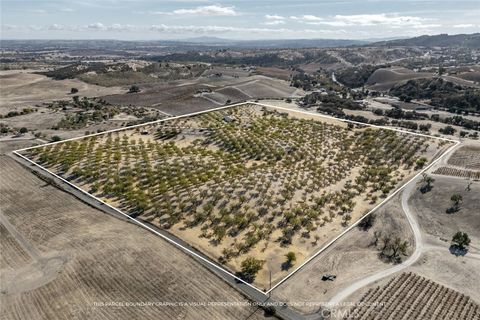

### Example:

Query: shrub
xmin=282 ymin=251 xmax=296 ymax=270
xmin=358 ymin=213 xmax=376 ymax=231
xmin=451 ymin=231 xmax=470 ymax=250
xmin=439 ymin=125 xmax=456 ymax=135
xmin=239 ymin=257 xmax=264 ymax=283
xmin=128 ymin=85 xmax=140 ymax=93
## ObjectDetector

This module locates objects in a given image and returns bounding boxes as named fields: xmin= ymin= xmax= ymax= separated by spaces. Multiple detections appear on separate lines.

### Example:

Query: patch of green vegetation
xmin=40 ymin=61 xmax=209 ymax=87
xmin=390 ymin=78 xmax=480 ymax=113
xmin=49 ymin=97 xmax=161 ymax=130
xmin=38 ymin=62 xmax=119 ymax=80
xmin=335 ymin=65 xmax=383 ymax=88
xmin=291 ymin=70 xmax=342 ymax=91
xmin=303 ymin=92 xmax=363 ymax=109
xmin=0 ymin=108 xmax=36 ymax=119
xmin=78 ymin=71 xmax=156 ymax=87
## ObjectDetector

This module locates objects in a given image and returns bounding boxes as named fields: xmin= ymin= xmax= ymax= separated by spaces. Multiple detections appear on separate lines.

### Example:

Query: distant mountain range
xmin=180 ymin=36 xmax=369 ymax=48
xmin=372 ymin=33 xmax=480 ymax=49
xmin=168 ymin=33 xmax=480 ymax=49
xmin=2 ymin=33 xmax=479 ymax=51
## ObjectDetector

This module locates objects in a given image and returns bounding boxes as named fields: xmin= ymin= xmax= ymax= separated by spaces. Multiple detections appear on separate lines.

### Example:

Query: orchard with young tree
xmin=24 ymin=104 xmax=443 ymax=285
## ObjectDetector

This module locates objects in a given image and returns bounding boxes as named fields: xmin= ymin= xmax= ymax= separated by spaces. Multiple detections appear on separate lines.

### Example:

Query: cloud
xmin=149 ymin=24 xmax=287 ymax=34
xmin=414 ymin=24 xmax=442 ymax=29
xmin=2 ymin=22 xmax=288 ymax=35
xmin=84 ymin=23 xmax=137 ymax=32
xmin=47 ymin=24 xmax=65 ymax=30
xmin=1 ymin=24 xmax=18 ymax=31
xmin=265 ymin=14 xmax=285 ymax=20
xmin=87 ymin=22 xmax=107 ymax=30
xmin=152 ymin=5 xmax=238 ymax=16
xmin=303 ymin=14 xmax=435 ymax=28
xmin=263 ymin=14 xmax=286 ymax=25
xmin=453 ymin=24 xmax=475 ymax=28
xmin=263 ymin=20 xmax=286 ymax=26
xmin=29 ymin=9 xmax=47 ymax=14
xmin=335 ymin=14 xmax=428 ymax=26
xmin=60 ymin=8 xmax=75 ymax=12
xmin=290 ymin=15 xmax=323 ymax=22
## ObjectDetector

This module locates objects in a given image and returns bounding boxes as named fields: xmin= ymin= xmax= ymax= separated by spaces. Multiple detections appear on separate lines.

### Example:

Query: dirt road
xmin=327 ymin=177 xmax=423 ymax=306
xmin=328 ymin=142 xmax=478 ymax=306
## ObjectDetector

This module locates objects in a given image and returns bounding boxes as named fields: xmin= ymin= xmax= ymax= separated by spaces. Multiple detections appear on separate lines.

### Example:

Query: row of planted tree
xmin=26 ymin=106 xmax=430 ymax=267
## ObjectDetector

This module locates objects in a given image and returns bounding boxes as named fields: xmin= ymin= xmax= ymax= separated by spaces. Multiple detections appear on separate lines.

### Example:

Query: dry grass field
xmin=0 ymin=70 xmax=123 ymax=111
xmin=77 ymin=62 xmax=208 ymax=87
xmin=272 ymin=191 xmax=414 ymax=314
xmin=101 ymin=76 xmax=298 ymax=116
xmin=441 ymin=75 xmax=480 ymax=88
xmin=255 ymin=67 xmax=296 ymax=81
xmin=21 ymin=103 xmax=448 ymax=289
xmin=231 ymin=79 xmax=297 ymax=99
xmin=208 ymin=87 xmax=252 ymax=102
xmin=0 ymin=223 xmax=32 ymax=271
xmin=343 ymin=272 xmax=480 ymax=320
xmin=410 ymin=176 xmax=479 ymax=251
xmin=0 ymin=155 xmax=267 ymax=320
xmin=456 ymin=71 xmax=480 ymax=83
xmin=366 ymin=67 xmax=434 ymax=91
xmin=404 ymin=175 xmax=480 ymax=303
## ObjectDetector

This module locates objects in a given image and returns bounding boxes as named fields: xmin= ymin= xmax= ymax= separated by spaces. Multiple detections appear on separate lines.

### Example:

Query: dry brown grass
xmin=0 ymin=156 xmax=267 ymax=320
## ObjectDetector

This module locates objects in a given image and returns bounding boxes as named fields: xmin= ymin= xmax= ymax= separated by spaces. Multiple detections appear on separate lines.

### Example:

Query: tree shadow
xmin=281 ymin=262 xmax=293 ymax=271
xmin=235 ymin=271 xmax=253 ymax=284
xmin=449 ymin=245 xmax=468 ymax=256
xmin=446 ymin=206 xmax=460 ymax=214
xmin=378 ymin=252 xmax=403 ymax=265
xmin=419 ymin=185 xmax=433 ymax=194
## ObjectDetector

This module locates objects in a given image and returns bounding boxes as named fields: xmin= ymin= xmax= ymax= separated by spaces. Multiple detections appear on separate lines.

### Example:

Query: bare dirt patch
xmin=410 ymin=176 xmax=480 ymax=249
xmin=0 ymin=70 xmax=123 ymax=111
xmin=271 ymin=191 xmax=414 ymax=315
xmin=255 ymin=67 xmax=296 ymax=81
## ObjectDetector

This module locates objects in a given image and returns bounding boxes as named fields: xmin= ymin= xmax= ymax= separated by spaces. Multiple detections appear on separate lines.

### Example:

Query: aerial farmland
xmin=1 ymin=8 xmax=480 ymax=318
xmin=21 ymin=103 xmax=450 ymax=289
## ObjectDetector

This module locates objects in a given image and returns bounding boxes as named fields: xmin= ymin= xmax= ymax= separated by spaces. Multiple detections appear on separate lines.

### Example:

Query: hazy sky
xmin=1 ymin=0 xmax=479 ymax=40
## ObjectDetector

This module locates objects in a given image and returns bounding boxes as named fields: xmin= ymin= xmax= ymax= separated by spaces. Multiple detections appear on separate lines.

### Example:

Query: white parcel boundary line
xmin=12 ymin=101 xmax=459 ymax=295
xmin=265 ymin=140 xmax=460 ymax=294
xmin=253 ymin=102 xmax=458 ymax=143
xmin=12 ymin=150 xmax=268 ymax=296
xmin=14 ymin=101 xmax=251 ymax=153
xmin=14 ymin=101 xmax=457 ymax=153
